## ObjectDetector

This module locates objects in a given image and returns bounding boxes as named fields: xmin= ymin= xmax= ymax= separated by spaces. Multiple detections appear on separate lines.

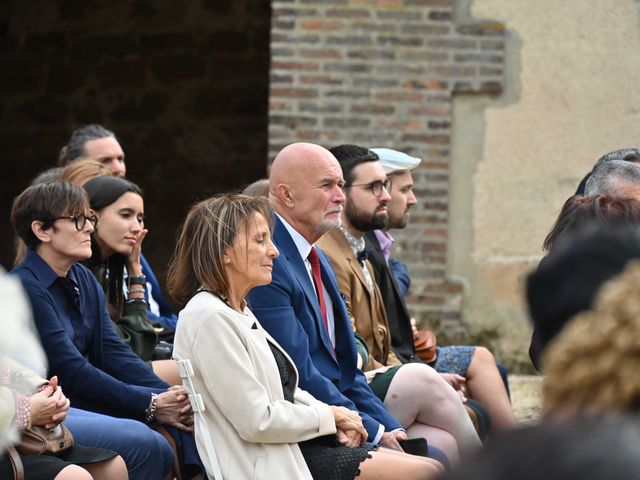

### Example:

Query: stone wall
xmin=449 ymin=0 xmax=640 ymax=369
xmin=269 ymin=0 xmax=506 ymax=334
xmin=0 ymin=0 xmax=271 ymax=279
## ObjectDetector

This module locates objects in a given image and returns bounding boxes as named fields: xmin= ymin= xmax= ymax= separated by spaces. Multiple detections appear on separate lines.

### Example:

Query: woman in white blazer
xmin=168 ymin=194 xmax=442 ymax=480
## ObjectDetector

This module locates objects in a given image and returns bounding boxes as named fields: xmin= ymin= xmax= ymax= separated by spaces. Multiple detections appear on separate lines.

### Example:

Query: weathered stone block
xmin=272 ymin=61 xmax=319 ymax=71
xmin=271 ymin=87 xmax=319 ymax=99
xmin=326 ymin=8 xmax=371 ymax=18
xmin=299 ymin=75 xmax=344 ymax=85
xmin=322 ymin=117 xmax=370 ymax=128
xmin=324 ymin=63 xmax=371 ymax=73
xmin=270 ymin=115 xmax=317 ymax=128
xmin=272 ymin=7 xmax=319 ymax=17
xmin=299 ymin=48 xmax=344 ymax=59
xmin=348 ymin=49 xmax=395 ymax=60
xmin=326 ymin=35 xmax=372 ymax=46
xmin=376 ymin=35 xmax=423 ymax=47
xmin=428 ymin=10 xmax=452 ymax=21
xmin=350 ymin=103 xmax=395 ymax=114
xmin=299 ymin=101 xmax=345 ymax=113
xmin=376 ymin=10 xmax=422 ymax=21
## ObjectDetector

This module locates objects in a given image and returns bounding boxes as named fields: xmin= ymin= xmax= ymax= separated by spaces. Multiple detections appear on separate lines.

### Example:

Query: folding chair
xmin=177 ymin=359 xmax=223 ymax=480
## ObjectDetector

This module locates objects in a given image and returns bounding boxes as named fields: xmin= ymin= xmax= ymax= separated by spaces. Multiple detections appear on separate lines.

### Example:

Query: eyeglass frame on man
xmin=344 ymin=178 xmax=390 ymax=197
xmin=44 ymin=213 xmax=99 ymax=231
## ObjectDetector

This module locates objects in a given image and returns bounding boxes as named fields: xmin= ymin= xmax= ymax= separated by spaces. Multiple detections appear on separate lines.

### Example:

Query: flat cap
xmin=370 ymin=148 xmax=422 ymax=174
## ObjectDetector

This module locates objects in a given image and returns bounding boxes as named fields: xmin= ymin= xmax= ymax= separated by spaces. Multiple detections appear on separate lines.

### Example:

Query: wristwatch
xmin=145 ymin=393 xmax=158 ymax=422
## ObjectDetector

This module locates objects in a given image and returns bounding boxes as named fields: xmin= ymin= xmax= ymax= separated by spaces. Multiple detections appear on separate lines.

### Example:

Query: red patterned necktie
xmin=307 ymin=246 xmax=330 ymax=334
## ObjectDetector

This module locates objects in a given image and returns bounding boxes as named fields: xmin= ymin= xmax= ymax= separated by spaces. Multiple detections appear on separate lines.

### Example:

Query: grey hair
xmin=592 ymin=147 xmax=640 ymax=170
xmin=58 ymin=124 xmax=117 ymax=166
xmin=584 ymin=160 xmax=640 ymax=196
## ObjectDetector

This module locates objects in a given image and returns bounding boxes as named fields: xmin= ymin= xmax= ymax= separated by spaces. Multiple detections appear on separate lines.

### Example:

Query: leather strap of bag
xmin=7 ymin=447 xmax=24 ymax=480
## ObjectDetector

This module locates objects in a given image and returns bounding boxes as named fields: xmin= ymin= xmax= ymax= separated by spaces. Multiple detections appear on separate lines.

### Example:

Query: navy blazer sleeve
xmin=141 ymin=253 xmax=178 ymax=330
xmin=248 ymin=252 xmax=402 ymax=439
xmin=14 ymin=266 xmax=167 ymax=420
xmin=389 ymin=257 xmax=411 ymax=297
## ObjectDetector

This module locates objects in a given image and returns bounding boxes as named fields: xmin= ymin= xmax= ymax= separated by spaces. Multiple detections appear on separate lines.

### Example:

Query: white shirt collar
xmin=275 ymin=212 xmax=314 ymax=260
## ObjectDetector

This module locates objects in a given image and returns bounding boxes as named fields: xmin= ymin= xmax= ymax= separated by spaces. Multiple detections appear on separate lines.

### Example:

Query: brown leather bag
xmin=6 ymin=447 xmax=24 ymax=480
xmin=15 ymin=424 xmax=74 ymax=456
xmin=413 ymin=329 xmax=438 ymax=363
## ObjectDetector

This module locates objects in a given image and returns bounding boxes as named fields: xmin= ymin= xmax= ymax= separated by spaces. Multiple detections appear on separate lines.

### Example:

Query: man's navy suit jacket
xmin=247 ymin=217 xmax=402 ymax=439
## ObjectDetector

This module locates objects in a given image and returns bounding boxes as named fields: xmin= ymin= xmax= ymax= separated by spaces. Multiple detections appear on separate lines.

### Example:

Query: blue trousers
xmin=66 ymin=407 xmax=174 ymax=479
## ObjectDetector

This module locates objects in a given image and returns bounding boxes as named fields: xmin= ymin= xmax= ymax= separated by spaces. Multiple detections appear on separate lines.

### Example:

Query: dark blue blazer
xmin=12 ymin=251 xmax=167 ymax=420
xmin=247 ymin=217 xmax=402 ymax=439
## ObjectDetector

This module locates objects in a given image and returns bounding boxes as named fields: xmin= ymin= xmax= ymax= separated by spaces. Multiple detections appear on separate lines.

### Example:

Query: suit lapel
xmin=273 ymin=218 xmax=338 ymax=360
xmin=317 ymin=248 xmax=358 ymax=372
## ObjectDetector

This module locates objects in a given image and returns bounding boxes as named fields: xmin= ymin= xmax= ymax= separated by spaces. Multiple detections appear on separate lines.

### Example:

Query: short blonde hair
xmin=544 ymin=260 xmax=640 ymax=416
xmin=60 ymin=158 xmax=111 ymax=186
xmin=167 ymin=194 xmax=273 ymax=306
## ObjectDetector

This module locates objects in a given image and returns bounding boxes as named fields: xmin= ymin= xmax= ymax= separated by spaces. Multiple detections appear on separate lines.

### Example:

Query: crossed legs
xmin=383 ymin=363 xmax=482 ymax=463
xmin=464 ymin=347 xmax=517 ymax=431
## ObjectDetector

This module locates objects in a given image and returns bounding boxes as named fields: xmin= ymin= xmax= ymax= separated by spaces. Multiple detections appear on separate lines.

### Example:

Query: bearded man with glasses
xmin=316 ymin=145 xmax=483 ymax=464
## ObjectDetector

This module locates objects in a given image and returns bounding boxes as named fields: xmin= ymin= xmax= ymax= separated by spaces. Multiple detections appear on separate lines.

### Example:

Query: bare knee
xmin=360 ymin=449 xmax=444 ymax=480
xmin=473 ymin=346 xmax=495 ymax=364
xmin=84 ymin=455 xmax=128 ymax=480
xmin=54 ymin=465 xmax=93 ymax=480
xmin=405 ymin=363 xmax=448 ymax=388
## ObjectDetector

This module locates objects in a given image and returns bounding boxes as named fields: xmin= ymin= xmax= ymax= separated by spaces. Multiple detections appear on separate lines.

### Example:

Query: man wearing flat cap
xmin=363 ymin=148 xmax=421 ymax=364
xmin=364 ymin=148 xmax=517 ymax=433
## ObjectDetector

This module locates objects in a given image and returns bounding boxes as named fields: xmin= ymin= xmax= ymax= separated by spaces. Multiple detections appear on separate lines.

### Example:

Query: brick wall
xmin=268 ymin=0 xmax=506 ymax=334
xmin=0 ymin=1 xmax=271 ymax=278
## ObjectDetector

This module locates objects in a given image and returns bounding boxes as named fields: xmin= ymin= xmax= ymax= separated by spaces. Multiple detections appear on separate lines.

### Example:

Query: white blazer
xmin=173 ymin=291 xmax=337 ymax=480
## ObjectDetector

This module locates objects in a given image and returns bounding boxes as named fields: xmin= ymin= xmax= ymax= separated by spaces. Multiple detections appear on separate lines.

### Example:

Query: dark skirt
xmin=299 ymin=434 xmax=376 ymax=480
xmin=0 ymin=444 xmax=118 ymax=479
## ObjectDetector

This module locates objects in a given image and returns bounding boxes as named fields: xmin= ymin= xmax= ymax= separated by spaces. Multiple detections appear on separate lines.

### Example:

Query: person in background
xmin=60 ymin=159 xmax=111 ymax=186
xmin=574 ymin=147 xmax=640 ymax=195
xmin=318 ymin=146 xmax=483 ymax=461
xmin=58 ymin=124 xmax=177 ymax=330
xmin=439 ymin=414 xmax=640 ymax=480
xmin=242 ymin=178 xmax=270 ymax=197
xmin=528 ymin=195 xmax=640 ymax=369
xmin=58 ymin=125 xmax=125 ymax=178
xmin=355 ymin=146 xmax=515 ymax=432
xmin=543 ymin=257 xmax=640 ymax=416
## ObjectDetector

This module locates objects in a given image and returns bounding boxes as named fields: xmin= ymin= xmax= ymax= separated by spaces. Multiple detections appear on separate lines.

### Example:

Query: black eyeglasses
xmin=47 ymin=213 xmax=99 ymax=231
xmin=345 ymin=179 xmax=390 ymax=197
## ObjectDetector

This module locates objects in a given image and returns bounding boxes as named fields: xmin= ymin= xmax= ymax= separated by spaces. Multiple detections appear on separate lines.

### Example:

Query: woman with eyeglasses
xmin=11 ymin=181 xmax=204 ymax=479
